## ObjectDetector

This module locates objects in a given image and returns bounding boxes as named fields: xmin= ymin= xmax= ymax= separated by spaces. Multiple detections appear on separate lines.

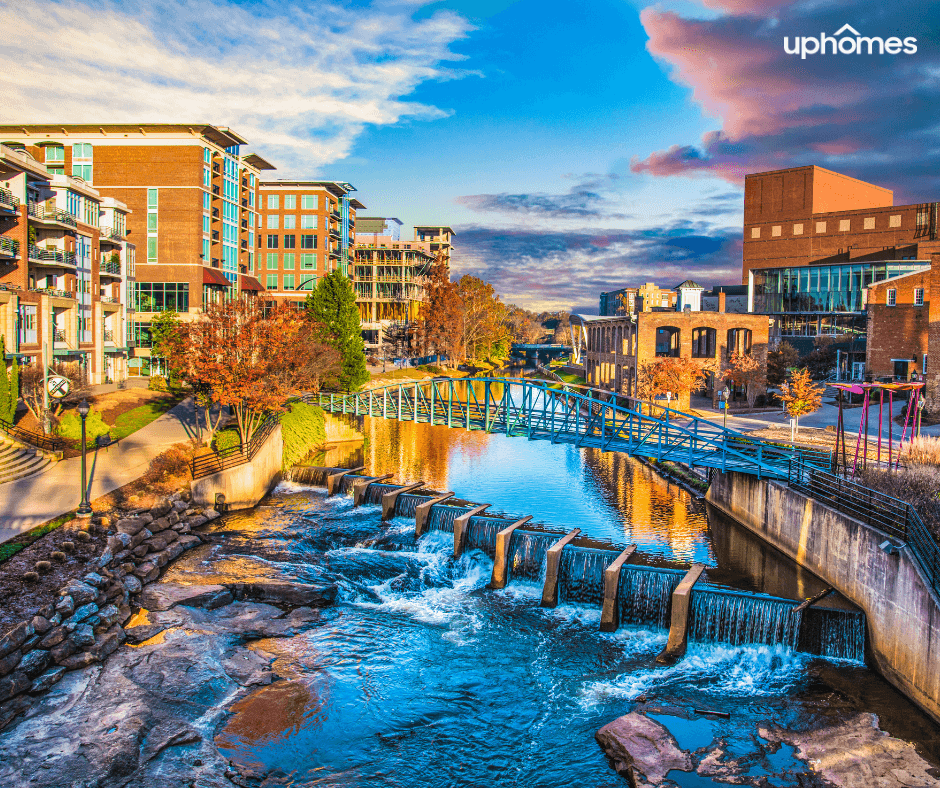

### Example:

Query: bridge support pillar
xmin=326 ymin=466 xmax=365 ymax=496
xmin=381 ymin=481 xmax=425 ymax=521
xmin=415 ymin=492 xmax=454 ymax=537
xmin=352 ymin=474 xmax=394 ymax=506
xmin=656 ymin=563 xmax=705 ymax=665
xmin=599 ymin=545 xmax=637 ymax=632
xmin=488 ymin=516 xmax=533 ymax=589
xmin=453 ymin=504 xmax=491 ymax=558
xmin=540 ymin=529 xmax=581 ymax=608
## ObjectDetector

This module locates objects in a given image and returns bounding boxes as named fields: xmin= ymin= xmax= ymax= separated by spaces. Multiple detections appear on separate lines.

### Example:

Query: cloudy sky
xmin=3 ymin=0 xmax=939 ymax=312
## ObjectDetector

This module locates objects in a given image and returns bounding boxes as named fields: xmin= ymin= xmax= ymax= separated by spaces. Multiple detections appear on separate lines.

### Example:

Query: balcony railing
xmin=100 ymin=295 xmax=119 ymax=303
xmin=330 ymin=210 xmax=342 ymax=221
xmin=30 ymin=287 xmax=74 ymax=299
xmin=28 ymin=245 xmax=76 ymax=266
xmin=103 ymin=329 xmax=114 ymax=342
xmin=27 ymin=202 xmax=77 ymax=228
xmin=53 ymin=329 xmax=66 ymax=342
xmin=100 ymin=260 xmax=121 ymax=276
xmin=0 ymin=237 xmax=19 ymax=257
xmin=98 ymin=225 xmax=124 ymax=241
xmin=0 ymin=187 xmax=20 ymax=212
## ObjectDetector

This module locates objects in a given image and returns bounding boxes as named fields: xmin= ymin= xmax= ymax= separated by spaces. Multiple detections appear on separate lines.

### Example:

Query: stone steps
xmin=0 ymin=441 xmax=52 ymax=485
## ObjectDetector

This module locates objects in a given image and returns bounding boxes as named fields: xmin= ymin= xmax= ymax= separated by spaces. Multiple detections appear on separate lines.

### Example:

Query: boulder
xmin=149 ymin=517 xmax=170 ymax=534
xmin=0 ymin=622 xmax=33 ymax=658
xmin=124 ymin=575 xmax=143 ymax=594
xmin=186 ymin=515 xmax=208 ymax=528
xmin=83 ymin=572 xmax=107 ymax=588
xmin=177 ymin=535 xmax=202 ymax=552
xmin=29 ymin=666 xmax=66 ymax=694
xmin=227 ymin=581 xmax=338 ymax=609
xmin=150 ymin=500 xmax=173 ymax=519
xmin=59 ymin=651 xmax=100 ymax=670
xmin=31 ymin=615 xmax=52 ymax=635
xmin=116 ymin=518 xmax=147 ymax=536
xmin=202 ymin=509 xmax=220 ymax=521
xmin=124 ymin=624 xmax=168 ymax=645
xmin=97 ymin=605 xmax=122 ymax=629
xmin=596 ymin=713 xmax=692 ymax=785
xmin=171 ymin=500 xmax=188 ymax=513
xmin=0 ymin=671 xmax=30 ymax=703
xmin=133 ymin=561 xmax=157 ymax=579
xmin=70 ymin=624 xmax=95 ymax=648
xmin=68 ymin=603 xmax=99 ymax=625
xmin=0 ymin=650 xmax=21 ymax=677
xmin=18 ymin=649 xmax=50 ymax=678
xmin=50 ymin=639 xmax=76 ymax=664
xmin=139 ymin=584 xmax=233 ymax=612
xmin=108 ymin=533 xmax=133 ymax=552
xmin=54 ymin=595 xmax=75 ymax=616
xmin=130 ymin=528 xmax=152 ymax=549
xmin=63 ymin=581 xmax=98 ymax=606
xmin=39 ymin=627 xmax=67 ymax=649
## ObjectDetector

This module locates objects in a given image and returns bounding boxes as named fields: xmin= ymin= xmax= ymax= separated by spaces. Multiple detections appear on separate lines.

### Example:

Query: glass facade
xmin=134 ymin=282 xmax=189 ymax=312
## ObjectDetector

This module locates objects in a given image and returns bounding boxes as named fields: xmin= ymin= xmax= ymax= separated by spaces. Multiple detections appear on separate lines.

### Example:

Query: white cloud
xmin=0 ymin=0 xmax=473 ymax=171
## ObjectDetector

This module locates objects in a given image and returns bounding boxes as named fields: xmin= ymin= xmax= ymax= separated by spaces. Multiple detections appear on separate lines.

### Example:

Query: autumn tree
xmin=21 ymin=361 xmax=88 ymax=434
xmin=724 ymin=351 xmax=765 ymax=408
xmin=421 ymin=254 xmax=463 ymax=367
xmin=305 ymin=271 xmax=368 ymax=391
xmin=456 ymin=275 xmax=510 ymax=362
xmin=636 ymin=357 xmax=716 ymax=413
xmin=0 ymin=336 xmax=18 ymax=423
xmin=767 ymin=342 xmax=800 ymax=387
xmin=779 ymin=367 xmax=823 ymax=436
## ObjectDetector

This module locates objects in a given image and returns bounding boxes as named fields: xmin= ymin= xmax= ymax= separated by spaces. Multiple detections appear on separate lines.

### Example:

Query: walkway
xmin=0 ymin=398 xmax=200 ymax=544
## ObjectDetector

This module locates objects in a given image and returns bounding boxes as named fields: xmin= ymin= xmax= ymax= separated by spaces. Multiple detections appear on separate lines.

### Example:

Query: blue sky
xmin=4 ymin=0 xmax=939 ymax=312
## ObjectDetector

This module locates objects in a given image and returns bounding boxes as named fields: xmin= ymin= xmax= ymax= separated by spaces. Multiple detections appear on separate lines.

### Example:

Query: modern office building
xmin=0 ymin=143 xmax=133 ymax=383
xmin=357 ymin=217 xmax=403 ymax=242
xmin=258 ymin=181 xmax=364 ymax=307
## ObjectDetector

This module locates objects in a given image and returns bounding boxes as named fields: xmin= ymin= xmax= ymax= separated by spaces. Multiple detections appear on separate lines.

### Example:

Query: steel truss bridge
xmin=316 ymin=377 xmax=830 ymax=479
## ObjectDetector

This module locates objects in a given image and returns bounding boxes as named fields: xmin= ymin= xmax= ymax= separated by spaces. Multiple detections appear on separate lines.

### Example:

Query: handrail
xmin=191 ymin=412 xmax=280 ymax=479
xmin=28 ymin=245 xmax=76 ymax=265
xmin=0 ymin=417 xmax=63 ymax=453
xmin=0 ymin=237 xmax=19 ymax=256
xmin=27 ymin=202 xmax=77 ymax=228
xmin=0 ymin=187 xmax=20 ymax=209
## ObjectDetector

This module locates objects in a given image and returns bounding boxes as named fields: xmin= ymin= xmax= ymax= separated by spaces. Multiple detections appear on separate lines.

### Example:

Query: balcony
xmin=0 ymin=237 xmax=19 ymax=258
xmin=28 ymin=245 xmax=76 ymax=267
xmin=0 ymin=188 xmax=20 ymax=214
xmin=100 ymin=295 xmax=120 ymax=304
xmin=100 ymin=259 xmax=122 ymax=277
xmin=53 ymin=328 xmax=67 ymax=342
xmin=27 ymin=202 xmax=77 ymax=228
xmin=103 ymin=329 xmax=114 ymax=343
xmin=330 ymin=210 xmax=342 ymax=221
xmin=328 ymin=226 xmax=341 ymax=239
xmin=30 ymin=287 xmax=74 ymax=300
xmin=98 ymin=226 xmax=124 ymax=242
xmin=212 ymin=207 xmax=220 ymax=220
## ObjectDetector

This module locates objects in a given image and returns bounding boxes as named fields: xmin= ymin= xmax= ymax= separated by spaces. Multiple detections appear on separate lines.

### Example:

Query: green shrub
xmin=57 ymin=407 xmax=110 ymax=445
xmin=212 ymin=428 xmax=241 ymax=452
xmin=281 ymin=403 xmax=326 ymax=470
xmin=148 ymin=375 xmax=169 ymax=392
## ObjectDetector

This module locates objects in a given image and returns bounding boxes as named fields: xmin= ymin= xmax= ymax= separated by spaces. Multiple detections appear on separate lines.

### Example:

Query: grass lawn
xmin=111 ymin=398 xmax=179 ymax=441
xmin=556 ymin=371 xmax=586 ymax=386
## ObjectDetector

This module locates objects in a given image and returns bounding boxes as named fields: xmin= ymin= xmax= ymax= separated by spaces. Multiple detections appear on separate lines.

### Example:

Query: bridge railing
xmin=191 ymin=413 xmax=279 ymax=480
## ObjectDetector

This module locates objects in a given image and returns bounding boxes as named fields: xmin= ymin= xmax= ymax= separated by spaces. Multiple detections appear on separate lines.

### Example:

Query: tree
xmin=0 ymin=336 xmax=15 ymax=423
xmin=636 ymin=357 xmax=716 ymax=412
xmin=456 ymin=275 xmax=510 ymax=362
xmin=725 ymin=351 xmax=765 ymax=408
xmin=21 ymin=361 xmax=88 ymax=434
xmin=150 ymin=310 xmax=183 ymax=388
xmin=767 ymin=342 xmax=800 ymax=387
xmin=779 ymin=368 xmax=823 ymax=436
xmin=305 ymin=271 xmax=368 ymax=390
xmin=421 ymin=254 xmax=463 ymax=368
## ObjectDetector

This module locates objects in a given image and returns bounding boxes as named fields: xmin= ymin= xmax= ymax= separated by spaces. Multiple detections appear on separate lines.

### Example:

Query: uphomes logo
xmin=785 ymin=24 xmax=917 ymax=59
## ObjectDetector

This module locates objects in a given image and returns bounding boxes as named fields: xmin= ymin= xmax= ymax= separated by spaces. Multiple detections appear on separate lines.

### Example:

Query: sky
xmin=3 ymin=0 xmax=939 ymax=313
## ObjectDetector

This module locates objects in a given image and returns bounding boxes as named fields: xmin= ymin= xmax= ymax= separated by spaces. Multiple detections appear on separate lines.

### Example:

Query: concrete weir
xmin=599 ymin=546 xmax=637 ymax=632
xmin=453 ymin=504 xmax=491 ymax=558
xmin=488 ymin=516 xmax=533 ymax=589
xmin=381 ymin=482 xmax=425 ymax=521
xmin=352 ymin=474 xmax=394 ymax=506
xmin=326 ymin=466 xmax=364 ymax=496
xmin=415 ymin=493 xmax=454 ymax=537
xmin=540 ymin=529 xmax=581 ymax=608
xmin=656 ymin=563 xmax=705 ymax=665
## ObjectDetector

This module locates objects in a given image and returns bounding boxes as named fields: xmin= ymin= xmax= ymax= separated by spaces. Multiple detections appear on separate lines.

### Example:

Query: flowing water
xmin=195 ymin=413 xmax=940 ymax=785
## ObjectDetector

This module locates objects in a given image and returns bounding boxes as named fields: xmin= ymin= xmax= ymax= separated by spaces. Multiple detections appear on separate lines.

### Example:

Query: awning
xmin=240 ymin=275 xmax=264 ymax=292
xmin=203 ymin=268 xmax=232 ymax=287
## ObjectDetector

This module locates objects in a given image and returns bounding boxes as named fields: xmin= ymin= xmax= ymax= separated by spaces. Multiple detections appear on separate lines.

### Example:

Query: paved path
xmin=0 ymin=398 xmax=201 ymax=544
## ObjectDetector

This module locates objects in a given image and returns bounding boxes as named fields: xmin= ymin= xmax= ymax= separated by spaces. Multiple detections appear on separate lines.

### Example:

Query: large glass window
xmin=301 ymin=234 xmax=316 ymax=249
xmin=134 ymin=282 xmax=190 ymax=312
xmin=301 ymin=194 xmax=317 ymax=210
xmin=301 ymin=214 xmax=317 ymax=229
xmin=727 ymin=328 xmax=752 ymax=355
xmin=45 ymin=145 xmax=65 ymax=162
xmin=266 ymin=274 xmax=278 ymax=289
xmin=284 ymin=195 xmax=296 ymax=210
xmin=301 ymin=253 xmax=316 ymax=270
xmin=267 ymin=194 xmax=279 ymax=210
xmin=283 ymin=274 xmax=295 ymax=290
xmin=133 ymin=322 xmax=153 ymax=348
xmin=283 ymin=234 xmax=296 ymax=249
xmin=266 ymin=253 xmax=278 ymax=270
xmin=266 ymin=235 xmax=278 ymax=249
xmin=691 ymin=327 xmax=715 ymax=358
xmin=148 ymin=189 xmax=158 ymax=208
xmin=267 ymin=214 xmax=279 ymax=229
xmin=71 ymin=164 xmax=92 ymax=181
xmin=655 ymin=327 xmax=680 ymax=357
xmin=147 ymin=237 xmax=157 ymax=262
xmin=283 ymin=253 xmax=295 ymax=270
xmin=283 ymin=215 xmax=296 ymax=229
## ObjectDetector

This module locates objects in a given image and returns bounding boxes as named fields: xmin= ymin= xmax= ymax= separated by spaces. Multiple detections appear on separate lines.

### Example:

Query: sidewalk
xmin=0 ymin=397 xmax=200 ymax=544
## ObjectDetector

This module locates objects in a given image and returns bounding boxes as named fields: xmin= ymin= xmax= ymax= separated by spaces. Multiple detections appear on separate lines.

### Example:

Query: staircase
xmin=0 ymin=437 xmax=52 ymax=484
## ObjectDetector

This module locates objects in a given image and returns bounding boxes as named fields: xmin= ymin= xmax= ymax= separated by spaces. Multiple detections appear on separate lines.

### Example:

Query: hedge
xmin=281 ymin=403 xmax=326 ymax=470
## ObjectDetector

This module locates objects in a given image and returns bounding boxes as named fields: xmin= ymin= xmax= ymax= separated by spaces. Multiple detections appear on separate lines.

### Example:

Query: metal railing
xmin=27 ymin=202 xmax=77 ymax=227
xmin=99 ymin=295 xmax=119 ymax=303
xmin=98 ymin=226 xmax=124 ymax=241
xmin=191 ymin=413 xmax=279 ymax=480
xmin=30 ymin=287 xmax=74 ymax=299
xmin=53 ymin=328 xmax=66 ymax=342
xmin=100 ymin=260 xmax=121 ymax=276
xmin=0 ymin=237 xmax=19 ymax=257
xmin=28 ymin=245 xmax=76 ymax=265
xmin=0 ymin=417 xmax=63 ymax=453
xmin=103 ymin=329 xmax=114 ymax=342
xmin=0 ymin=187 xmax=20 ymax=211
xmin=788 ymin=458 xmax=940 ymax=598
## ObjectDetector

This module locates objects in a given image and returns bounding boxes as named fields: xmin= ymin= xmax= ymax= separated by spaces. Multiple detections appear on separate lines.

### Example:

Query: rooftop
xmin=0 ymin=124 xmax=250 ymax=149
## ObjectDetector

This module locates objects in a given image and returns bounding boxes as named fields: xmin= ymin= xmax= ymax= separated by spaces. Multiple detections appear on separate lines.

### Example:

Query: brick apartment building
xmin=257 ymin=181 xmax=364 ymax=307
xmin=599 ymin=282 xmax=678 ymax=316
xmin=0 ymin=124 xmax=273 ymax=376
xmin=0 ymin=143 xmax=134 ymax=384
xmin=865 ymin=271 xmax=930 ymax=382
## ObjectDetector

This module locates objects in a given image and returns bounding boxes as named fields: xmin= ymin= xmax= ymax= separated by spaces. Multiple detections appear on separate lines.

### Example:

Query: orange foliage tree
xmin=778 ymin=367 xmax=823 ymax=436
xmin=724 ymin=351 xmax=765 ymax=408
xmin=637 ymin=357 xmax=717 ymax=411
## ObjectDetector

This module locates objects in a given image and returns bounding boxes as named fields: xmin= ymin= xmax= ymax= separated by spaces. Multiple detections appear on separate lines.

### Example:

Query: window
xmin=890 ymin=215 xmax=902 ymax=228
xmin=283 ymin=254 xmax=295 ymax=270
xmin=887 ymin=289 xmax=897 ymax=306
xmin=267 ymin=214 xmax=279 ymax=229
xmin=147 ymin=237 xmax=157 ymax=262
xmin=47 ymin=167 xmax=64 ymax=176
xmin=72 ymin=143 xmax=93 ymax=158
xmin=839 ymin=219 xmax=850 ymax=231
xmin=301 ymin=194 xmax=317 ymax=210
xmin=301 ymin=234 xmax=316 ymax=249
xmin=266 ymin=235 xmax=278 ymax=249
xmin=283 ymin=234 xmax=296 ymax=249
xmin=148 ymin=189 xmax=158 ymax=208
xmin=816 ymin=221 xmax=826 ymax=233
xmin=299 ymin=275 xmax=315 ymax=290
xmin=727 ymin=328 xmax=752 ymax=355
xmin=914 ymin=288 xmax=925 ymax=306
xmin=202 ymin=238 xmax=209 ymax=260
xmin=148 ymin=213 xmax=158 ymax=231
xmin=284 ymin=195 xmax=296 ymax=210
xmin=202 ymin=215 xmax=210 ymax=234
xmin=655 ymin=327 xmax=680 ymax=358
xmin=71 ymin=164 xmax=92 ymax=181
xmin=283 ymin=274 xmax=295 ymax=290
xmin=691 ymin=327 xmax=716 ymax=358
xmin=204 ymin=148 xmax=211 ymax=164
xmin=133 ymin=322 xmax=153 ymax=348
xmin=45 ymin=145 xmax=65 ymax=163
xmin=134 ymin=282 xmax=189 ymax=312
xmin=771 ymin=225 xmax=781 ymax=237
xmin=266 ymin=253 xmax=278 ymax=270
xmin=864 ymin=217 xmax=875 ymax=230
xmin=267 ymin=194 xmax=279 ymax=209
xmin=750 ymin=227 xmax=760 ymax=239
xmin=301 ymin=214 xmax=317 ymax=229
xmin=203 ymin=192 xmax=210 ymax=210
xmin=283 ymin=214 xmax=296 ymax=229
xmin=793 ymin=223 xmax=803 ymax=235
xmin=266 ymin=274 xmax=278 ymax=290
xmin=301 ymin=254 xmax=316 ymax=269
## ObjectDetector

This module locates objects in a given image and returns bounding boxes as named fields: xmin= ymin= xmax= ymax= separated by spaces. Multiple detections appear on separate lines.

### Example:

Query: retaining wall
xmin=707 ymin=471 xmax=940 ymax=724
xmin=324 ymin=413 xmax=363 ymax=443
xmin=191 ymin=424 xmax=283 ymax=510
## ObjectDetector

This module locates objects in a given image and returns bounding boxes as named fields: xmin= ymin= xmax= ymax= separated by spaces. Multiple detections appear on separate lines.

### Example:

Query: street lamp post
xmin=722 ymin=386 xmax=731 ymax=430
xmin=76 ymin=399 xmax=92 ymax=516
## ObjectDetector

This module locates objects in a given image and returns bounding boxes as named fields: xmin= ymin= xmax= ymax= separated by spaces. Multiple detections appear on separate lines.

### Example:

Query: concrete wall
xmin=707 ymin=471 xmax=940 ymax=724
xmin=191 ymin=424 xmax=283 ymax=511
xmin=324 ymin=413 xmax=363 ymax=444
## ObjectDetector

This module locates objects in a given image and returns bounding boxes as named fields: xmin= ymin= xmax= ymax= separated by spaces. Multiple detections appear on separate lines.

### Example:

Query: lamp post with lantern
xmin=76 ymin=399 xmax=92 ymax=516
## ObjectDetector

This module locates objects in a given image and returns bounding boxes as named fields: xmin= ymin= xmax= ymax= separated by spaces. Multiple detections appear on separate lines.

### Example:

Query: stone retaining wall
xmin=191 ymin=424 xmax=283 ymax=510
xmin=0 ymin=496 xmax=220 ymax=730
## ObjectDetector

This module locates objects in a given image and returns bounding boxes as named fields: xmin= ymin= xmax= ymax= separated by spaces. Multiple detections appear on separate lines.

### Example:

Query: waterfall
xmin=507 ymin=531 xmax=556 ymax=582
xmin=559 ymin=547 xmax=616 ymax=606
xmin=798 ymin=606 xmax=866 ymax=661
xmin=466 ymin=516 xmax=505 ymax=558
xmin=617 ymin=566 xmax=684 ymax=628
xmin=365 ymin=483 xmax=397 ymax=505
xmin=340 ymin=474 xmax=363 ymax=494
xmin=687 ymin=588 xmax=803 ymax=650
xmin=289 ymin=466 xmax=328 ymax=485
xmin=395 ymin=494 xmax=433 ymax=518
xmin=428 ymin=505 xmax=469 ymax=533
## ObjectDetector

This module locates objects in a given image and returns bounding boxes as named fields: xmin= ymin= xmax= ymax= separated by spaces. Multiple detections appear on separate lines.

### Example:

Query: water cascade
xmin=559 ymin=547 xmax=614 ymax=606
xmin=466 ymin=516 xmax=506 ymax=558
xmin=687 ymin=587 xmax=803 ymax=650
xmin=506 ymin=531 xmax=557 ymax=582
xmin=364 ymin=483 xmax=398 ymax=505
xmin=798 ymin=605 xmax=867 ymax=661
xmin=618 ymin=566 xmax=685 ymax=628
xmin=395 ymin=493 xmax=433 ymax=519
xmin=427 ymin=504 xmax=469 ymax=533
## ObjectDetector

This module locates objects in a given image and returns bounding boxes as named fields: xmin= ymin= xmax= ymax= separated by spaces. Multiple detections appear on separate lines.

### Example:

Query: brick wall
xmin=866 ymin=272 xmax=929 ymax=381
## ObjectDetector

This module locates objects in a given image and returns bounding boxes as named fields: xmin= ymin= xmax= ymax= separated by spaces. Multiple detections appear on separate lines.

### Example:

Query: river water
xmin=173 ymin=415 xmax=940 ymax=786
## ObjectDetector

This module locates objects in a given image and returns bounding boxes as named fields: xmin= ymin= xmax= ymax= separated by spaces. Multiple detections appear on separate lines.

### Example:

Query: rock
xmin=0 ymin=671 xmax=30 ymax=703
xmin=130 ymin=528 xmax=152 ymax=549
xmin=596 ymin=713 xmax=692 ymax=785
xmin=173 ymin=523 xmax=192 ymax=535
xmin=177 ymin=535 xmax=202 ymax=551
xmin=223 ymin=648 xmax=274 ymax=687
xmin=124 ymin=624 xmax=168 ymax=645
xmin=142 ymin=566 xmax=160 ymax=584
xmin=0 ymin=622 xmax=33 ymax=658
xmin=186 ymin=515 xmax=208 ymax=528
xmin=133 ymin=561 xmax=157 ymax=579
xmin=138 ymin=512 xmax=154 ymax=525
xmin=139 ymin=583 xmax=233 ymax=612
xmin=48 ymin=612 xmax=62 ymax=626
xmin=88 ymin=626 xmax=124 ymax=660
xmin=172 ymin=499 xmax=188 ymax=513
xmin=59 ymin=651 xmax=100 ymax=670
xmin=166 ymin=511 xmax=180 ymax=526
xmin=203 ymin=508 xmax=220 ymax=521
xmin=70 ymin=624 xmax=95 ymax=648
xmin=147 ymin=533 xmax=174 ymax=552
xmin=116 ymin=518 xmax=147 ymax=536
xmin=39 ymin=603 xmax=55 ymax=619
xmin=18 ymin=649 xmax=50 ymax=678
xmin=55 ymin=595 xmax=75 ymax=616
xmin=97 ymin=605 xmax=122 ymax=629
xmin=114 ymin=549 xmax=132 ymax=562
xmin=95 ymin=549 xmax=114 ymax=569
xmin=161 ymin=541 xmax=186 ymax=564
xmin=39 ymin=627 xmax=67 ymax=649
xmin=20 ymin=635 xmax=39 ymax=653
xmin=29 ymin=666 xmax=66 ymax=694
xmin=95 ymin=590 xmax=109 ymax=606
xmin=0 ymin=651 xmax=21 ymax=677
xmin=50 ymin=639 xmax=75 ymax=663
xmin=63 ymin=581 xmax=98 ymax=606
xmin=31 ymin=615 xmax=52 ymax=635
xmin=68 ymin=603 xmax=99 ymax=625
xmin=108 ymin=532 xmax=133 ymax=551
xmin=149 ymin=517 xmax=170 ymax=533
xmin=150 ymin=500 xmax=173 ymax=518
xmin=124 ymin=575 xmax=142 ymax=594
xmin=132 ymin=544 xmax=150 ymax=558
xmin=121 ymin=562 xmax=136 ymax=574
xmin=228 ymin=581 xmax=338 ymax=609
xmin=84 ymin=572 xmax=107 ymax=588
